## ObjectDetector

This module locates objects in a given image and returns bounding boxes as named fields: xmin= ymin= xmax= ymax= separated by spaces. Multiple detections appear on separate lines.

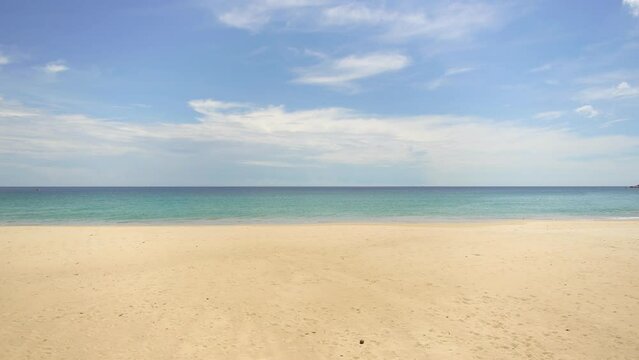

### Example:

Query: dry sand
xmin=1 ymin=221 xmax=638 ymax=359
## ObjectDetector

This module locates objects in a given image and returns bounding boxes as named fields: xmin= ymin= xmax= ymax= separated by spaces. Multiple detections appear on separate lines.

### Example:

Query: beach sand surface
xmin=1 ymin=221 xmax=638 ymax=359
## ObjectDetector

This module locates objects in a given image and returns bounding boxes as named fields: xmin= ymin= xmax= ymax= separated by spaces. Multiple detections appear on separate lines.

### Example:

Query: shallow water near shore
xmin=1 ymin=187 xmax=638 ymax=224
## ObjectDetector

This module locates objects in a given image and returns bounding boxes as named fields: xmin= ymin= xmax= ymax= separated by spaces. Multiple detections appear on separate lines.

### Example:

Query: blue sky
xmin=0 ymin=0 xmax=638 ymax=185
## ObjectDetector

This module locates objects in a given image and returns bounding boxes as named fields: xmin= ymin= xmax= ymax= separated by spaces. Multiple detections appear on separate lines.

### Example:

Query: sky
xmin=0 ymin=0 xmax=638 ymax=186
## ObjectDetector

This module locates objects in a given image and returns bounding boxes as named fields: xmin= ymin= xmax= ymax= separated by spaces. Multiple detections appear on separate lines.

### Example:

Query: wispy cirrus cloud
xmin=575 ymin=105 xmax=599 ymax=118
xmin=320 ymin=2 xmax=500 ymax=41
xmin=533 ymin=111 xmax=563 ymax=120
xmin=42 ymin=60 xmax=69 ymax=74
xmin=187 ymin=99 xmax=248 ymax=112
xmin=213 ymin=1 xmax=504 ymax=41
xmin=292 ymin=52 xmax=410 ymax=89
xmin=426 ymin=67 xmax=475 ymax=90
xmin=623 ymin=0 xmax=639 ymax=16
xmin=601 ymin=118 xmax=629 ymax=128
xmin=217 ymin=0 xmax=327 ymax=31
xmin=0 ymin=54 xmax=9 ymax=66
xmin=529 ymin=63 xmax=553 ymax=73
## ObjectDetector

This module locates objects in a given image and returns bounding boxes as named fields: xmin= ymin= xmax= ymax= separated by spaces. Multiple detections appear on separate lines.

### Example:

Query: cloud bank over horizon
xmin=1 ymin=97 xmax=637 ymax=186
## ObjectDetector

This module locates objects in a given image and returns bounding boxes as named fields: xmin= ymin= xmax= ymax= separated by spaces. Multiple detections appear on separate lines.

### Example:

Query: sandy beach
xmin=1 ymin=221 xmax=638 ymax=359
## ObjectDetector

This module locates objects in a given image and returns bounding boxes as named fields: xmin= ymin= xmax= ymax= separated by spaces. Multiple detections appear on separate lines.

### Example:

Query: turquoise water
xmin=0 ymin=187 xmax=638 ymax=224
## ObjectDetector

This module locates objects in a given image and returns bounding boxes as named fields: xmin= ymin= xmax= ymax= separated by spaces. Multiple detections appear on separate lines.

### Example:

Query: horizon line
xmin=0 ymin=185 xmax=635 ymax=188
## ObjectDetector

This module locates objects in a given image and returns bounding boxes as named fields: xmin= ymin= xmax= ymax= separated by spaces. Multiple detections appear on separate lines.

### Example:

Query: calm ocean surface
xmin=0 ymin=187 xmax=638 ymax=224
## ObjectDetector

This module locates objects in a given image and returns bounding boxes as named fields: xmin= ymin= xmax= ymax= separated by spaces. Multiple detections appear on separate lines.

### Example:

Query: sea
xmin=0 ymin=187 xmax=638 ymax=225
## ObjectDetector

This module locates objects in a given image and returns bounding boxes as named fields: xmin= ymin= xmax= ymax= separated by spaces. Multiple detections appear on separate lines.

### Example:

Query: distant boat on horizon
xmin=630 ymin=184 xmax=639 ymax=188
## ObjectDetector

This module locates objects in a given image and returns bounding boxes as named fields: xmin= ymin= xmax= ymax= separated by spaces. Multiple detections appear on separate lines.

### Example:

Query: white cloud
xmin=218 ymin=10 xmax=270 ymax=30
xmin=0 ymin=54 xmax=9 ymax=66
xmin=43 ymin=60 xmax=69 ymax=74
xmin=323 ymin=2 xmax=499 ymax=41
xmin=293 ymin=52 xmax=410 ymax=89
xmin=214 ymin=1 xmax=502 ymax=41
xmin=575 ymin=105 xmax=599 ymax=118
xmin=615 ymin=81 xmax=639 ymax=96
xmin=217 ymin=0 xmax=327 ymax=31
xmin=188 ymin=99 xmax=249 ymax=114
xmin=623 ymin=0 xmax=639 ymax=16
xmin=0 ymin=108 xmax=37 ymax=117
xmin=578 ymin=81 xmax=639 ymax=101
xmin=301 ymin=48 xmax=328 ymax=60
xmin=426 ymin=67 xmax=475 ymax=90
xmin=533 ymin=111 xmax=563 ymax=120
xmin=2 ymin=97 xmax=639 ymax=185
xmin=321 ymin=3 xmax=388 ymax=25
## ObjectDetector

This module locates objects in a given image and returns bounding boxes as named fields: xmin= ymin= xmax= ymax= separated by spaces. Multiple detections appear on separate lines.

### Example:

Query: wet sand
xmin=1 ymin=221 xmax=638 ymax=359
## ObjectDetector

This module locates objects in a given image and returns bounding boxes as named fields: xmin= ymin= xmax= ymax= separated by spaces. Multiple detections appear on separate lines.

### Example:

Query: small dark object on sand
xmin=359 ymin=339 xmax=364 ymax=344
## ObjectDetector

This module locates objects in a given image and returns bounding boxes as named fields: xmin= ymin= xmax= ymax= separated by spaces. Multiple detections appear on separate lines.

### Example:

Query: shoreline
xmin=2 ymin=216 xmax=639 ymax=227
